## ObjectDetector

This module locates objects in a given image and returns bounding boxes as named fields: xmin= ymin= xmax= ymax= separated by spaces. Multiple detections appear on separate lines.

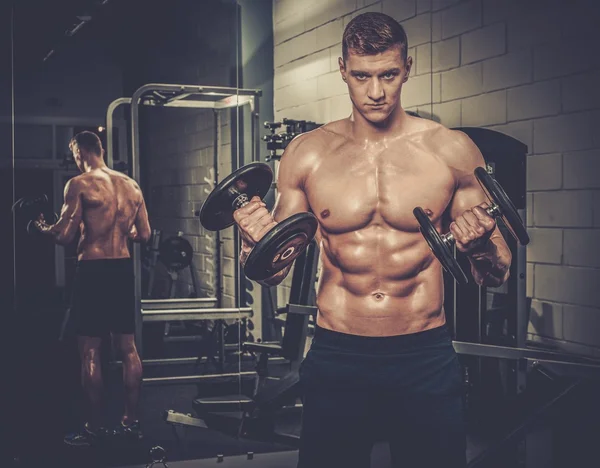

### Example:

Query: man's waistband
xmin=312 ymin=323 xmax=452 ymax=354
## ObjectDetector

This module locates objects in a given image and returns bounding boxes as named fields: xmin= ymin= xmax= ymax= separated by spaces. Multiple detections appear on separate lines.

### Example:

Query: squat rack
xmin=106 ymin=83 xmax=262 ymax=357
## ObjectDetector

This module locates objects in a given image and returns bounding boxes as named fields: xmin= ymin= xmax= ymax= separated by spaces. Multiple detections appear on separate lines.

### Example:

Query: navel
xmin=320 ymin=209 xmax=330 ymax=219
xmin=372 ymin=292 xmax=386 ymax=301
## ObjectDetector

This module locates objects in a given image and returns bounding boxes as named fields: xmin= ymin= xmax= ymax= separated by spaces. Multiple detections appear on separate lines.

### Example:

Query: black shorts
xmin=297 ymin=324 xmax=466 ymax=468
xmin=70 ymin=258 xmax=135 ymax=337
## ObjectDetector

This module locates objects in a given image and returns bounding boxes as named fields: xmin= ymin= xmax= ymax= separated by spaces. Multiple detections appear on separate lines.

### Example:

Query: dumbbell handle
xmin=440 ymin=203 xmax=501 ymax=245
xmin=227 ymin=187 xmax=251 ymax=210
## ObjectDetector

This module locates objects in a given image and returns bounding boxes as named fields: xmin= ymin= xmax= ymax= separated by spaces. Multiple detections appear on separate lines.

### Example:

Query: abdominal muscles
xmin=315 ymin=224 xmax=447 ymax=336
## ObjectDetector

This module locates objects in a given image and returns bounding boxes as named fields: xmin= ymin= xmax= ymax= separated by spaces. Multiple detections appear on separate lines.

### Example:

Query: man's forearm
xmin=468 ymin=238 xmax=511 ymax=287
xmin=38 ymin=219 xmax=73 ymax=245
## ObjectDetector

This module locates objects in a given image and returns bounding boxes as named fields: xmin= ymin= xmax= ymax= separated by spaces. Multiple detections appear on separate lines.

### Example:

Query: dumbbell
xmin=11 ymin=194 xmax=59 ymax=237
xmin=147 ymin=446 xmax=168 ymax=468
xmin=413 ymin=166 xmax=530 ymax=285
xmin=199 ymin=162 xmax=318 ymax=281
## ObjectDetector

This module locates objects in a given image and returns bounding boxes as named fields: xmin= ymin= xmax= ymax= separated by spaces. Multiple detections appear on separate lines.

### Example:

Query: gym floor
xmin=9 ymin=306 xmax=600 ymax=468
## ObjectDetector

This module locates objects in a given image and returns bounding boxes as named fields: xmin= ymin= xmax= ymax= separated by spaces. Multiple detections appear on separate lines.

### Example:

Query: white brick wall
xmin=528 ymin=299 xmax=563 ymax=339
xmin=526 ymin=229 xmax=563 ymax=264
xmin=562 ymin=70 xmax=600 ymax=112
xmin=563 ymin=149 xmax=600 ymax=189
xmin=403 ymin=13 xmax=435 ymax=46
xmin=507 ymin=80 xmax=561 ymax=122
xmin=381 ymin=0 xmax=415 ymax=21
xmin=461 ymin=90 xmax=506 ymax=127
xmin=535 ymin=264 xmax=600 ymax=309
xmin=533 ymin=191 xmax=594 ymax=228
xmin=432 ymin=37 xmax=460 ymax=72
xmin=441 ymin=0 xmax=481 ymax=39
xmin=461 ymin=22 xmax=505 ymax=65
xmin=441 ymin=63 xmax=483 ymax=100
xmin=272 ymin=0 xmax=600 ymax=353
xmin=483 ymin=49 xmax=532 ymax=92
xmin=527 ymin=153 xmax=562 ymax=191
xmin=534 ymin=111 xmax=596 ymax=154
xmin=563 ymin=230 xmax=600 ymax=269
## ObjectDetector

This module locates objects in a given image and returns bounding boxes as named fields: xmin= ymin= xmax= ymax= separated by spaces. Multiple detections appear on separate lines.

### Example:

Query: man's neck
xmin=83 ymin=157 xmax=106 ymax=172
xmin=350 ymin=104 xmax=408 ymax=144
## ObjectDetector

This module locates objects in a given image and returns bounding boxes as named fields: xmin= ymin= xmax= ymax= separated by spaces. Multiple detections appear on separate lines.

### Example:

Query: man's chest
xmin=304 ymin=143 xmax=456 ymax=233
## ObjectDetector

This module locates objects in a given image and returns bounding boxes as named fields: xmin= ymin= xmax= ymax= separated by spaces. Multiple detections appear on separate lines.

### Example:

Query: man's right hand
xmin=128 ymin=225 xmax=139 ymax=241
xmin=232 ymin=196 xmax=277 ymax=250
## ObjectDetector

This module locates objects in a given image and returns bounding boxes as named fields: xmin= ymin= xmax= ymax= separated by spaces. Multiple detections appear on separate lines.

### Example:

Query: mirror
xmin=6 ymin=0 xmax=262 ymax=465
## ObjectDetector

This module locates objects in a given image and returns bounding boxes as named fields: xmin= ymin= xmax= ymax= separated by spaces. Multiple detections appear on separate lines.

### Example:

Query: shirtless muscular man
xmin=35 ymin=131 xmax=151 ymax=445
xmin=233 ymin=13 xmax=511 ymax=468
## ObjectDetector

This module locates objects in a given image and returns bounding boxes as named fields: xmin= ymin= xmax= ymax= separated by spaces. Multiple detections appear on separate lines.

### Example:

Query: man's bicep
xmin=272 ymin=185 xmax=311 ymax=222
xmin=135 ymin=198 xmax=150 ymax=228
xmin=448 ymin=132 xmax=488 ymax=220
xmin=271 ymin=138 xmax=312 ymax=222
xmin=60 ymin=179 xmax=83 ymax=222
xmin=134 ymin=197 xmax=152 ymax=239
xmin=448 ymin=180 xmax=487 ymax=221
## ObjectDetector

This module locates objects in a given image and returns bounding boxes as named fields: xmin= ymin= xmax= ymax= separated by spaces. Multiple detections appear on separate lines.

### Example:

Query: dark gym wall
xmin=1 ymin=0 xmax=125 ymax=310
xmin=2 ymin=3 xmax=17 ymax=455
xmin=121 ymin=0 xmax=240 ymax=304
xmin=1 ymin=3 xmax=14 ymax=316
xmin=5 ymin=3 xmax=123 ymax=120
xmin=3 ymin=2 xmax=125 ymax=458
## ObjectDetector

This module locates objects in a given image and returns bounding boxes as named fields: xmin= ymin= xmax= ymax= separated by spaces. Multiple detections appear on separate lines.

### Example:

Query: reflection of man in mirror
xmin=233 ymin=12 xmax=511 ymax=468
xmin=34 ymin=131 xmax=152 ymax=445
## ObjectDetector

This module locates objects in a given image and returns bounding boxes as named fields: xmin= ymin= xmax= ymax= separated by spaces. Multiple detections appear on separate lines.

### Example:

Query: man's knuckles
xmin=474 ymin=225 xmax=487 ymax=236
xmin=238 ymin=213 xmax=274 ymax=236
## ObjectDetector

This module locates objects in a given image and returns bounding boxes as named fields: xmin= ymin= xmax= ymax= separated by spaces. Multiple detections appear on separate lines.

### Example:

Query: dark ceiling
xmin=11 ymin=0 xmax=117 ymax=69
xmin=6 ymin=0 xmax=212 ymax=75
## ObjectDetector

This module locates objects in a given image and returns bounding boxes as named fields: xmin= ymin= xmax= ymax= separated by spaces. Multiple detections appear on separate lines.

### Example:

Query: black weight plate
xmin=244 ymin=212 xmax=318 ymax=281
xmin=12 ymin=194 xmax=49 ymax=217
xmin=199 ymin=162 xmax=273 ymax=231
xmin=413 ymin=207 xmax=469 ymax=285
xmin=474 ymin=167 xmax=530 ymax=245
xmin=159 ymin=236 xmax=194 ymax=271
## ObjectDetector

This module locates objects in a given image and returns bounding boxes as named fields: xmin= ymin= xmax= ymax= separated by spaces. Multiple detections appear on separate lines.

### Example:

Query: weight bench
xmin=164 ymin=241 xmax=319 ymax=442
xmin=191 ymin=304 xmax=316 ymax=441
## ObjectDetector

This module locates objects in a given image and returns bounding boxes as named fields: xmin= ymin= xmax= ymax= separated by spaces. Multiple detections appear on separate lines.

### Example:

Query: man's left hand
xmin=33 ymin=213 xmax=50 ymax=233
xmin=449 ymin=203 xmax=496 ymax=255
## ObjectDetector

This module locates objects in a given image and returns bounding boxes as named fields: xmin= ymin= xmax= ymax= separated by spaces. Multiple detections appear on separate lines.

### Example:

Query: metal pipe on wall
xmin=213 ymin=110 xmax=222 ymax=307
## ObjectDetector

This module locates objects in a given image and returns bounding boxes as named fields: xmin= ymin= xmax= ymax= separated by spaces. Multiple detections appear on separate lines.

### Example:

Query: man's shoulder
xmin=282 ymin=124 xmax=327 ymax=162
xmin=422 ymin=122 xmax=483 ymax=172
xmin=95 ymin=167 xmax=139 ymax=190
xmin=287 ymin=119 xmax=348 ymax=156
xmin=415 ymin=119 xmax=475 ymax=153
xmin=112 ymin=169 xmax=139 ymax=186
xmin=290 ymin=120 xmax=339 ymax=145
xmin=411 ymin=118 xmax=459 ymax=143
xmin=66 ymin=173 xmax=88 ymax=191
xmin=110 ymin=171 xmax=144 ymax=201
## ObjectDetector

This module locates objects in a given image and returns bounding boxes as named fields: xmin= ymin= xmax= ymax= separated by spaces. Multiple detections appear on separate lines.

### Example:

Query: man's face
xmin=70 ymin=142 xmax=84 ymax=172
xmin=339 ymin=45 xmax=412 ymax=125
